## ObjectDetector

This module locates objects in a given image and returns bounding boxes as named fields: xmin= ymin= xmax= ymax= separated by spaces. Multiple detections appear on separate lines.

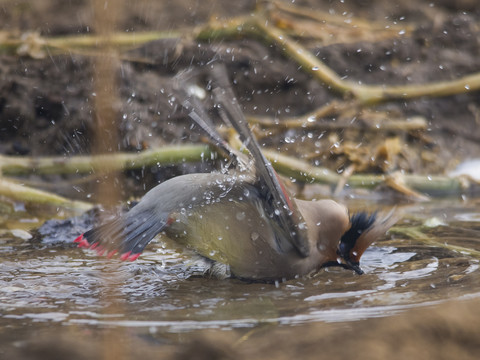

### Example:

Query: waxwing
xmin=75 ymin=66 xmax=397 ymax=281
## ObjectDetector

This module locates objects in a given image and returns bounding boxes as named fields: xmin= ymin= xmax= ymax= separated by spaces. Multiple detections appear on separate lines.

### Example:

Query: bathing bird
xmin=75 ymin=66 xmax=396 ymax=281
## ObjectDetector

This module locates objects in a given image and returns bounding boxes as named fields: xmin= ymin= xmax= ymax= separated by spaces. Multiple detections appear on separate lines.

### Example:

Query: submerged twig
xmin=390 ymin=225 xmax=480 ymax=259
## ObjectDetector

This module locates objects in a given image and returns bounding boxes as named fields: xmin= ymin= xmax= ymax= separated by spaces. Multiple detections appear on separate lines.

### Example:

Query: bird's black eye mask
xmin=335 ymin=212 xmax=377 ymax=274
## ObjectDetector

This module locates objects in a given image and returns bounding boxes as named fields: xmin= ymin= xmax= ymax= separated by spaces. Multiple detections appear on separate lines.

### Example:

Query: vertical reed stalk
xmin=90 ymin=1 xmax=127 ymax=359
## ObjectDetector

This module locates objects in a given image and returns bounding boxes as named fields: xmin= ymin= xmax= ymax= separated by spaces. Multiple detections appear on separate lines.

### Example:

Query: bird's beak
xmin=344 ymin=259 xmax=364 ymax=275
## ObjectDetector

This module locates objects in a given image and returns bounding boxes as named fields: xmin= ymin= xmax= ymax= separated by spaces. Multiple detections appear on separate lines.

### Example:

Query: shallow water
xmin=1 ymin=196 xmax=480 ymax=354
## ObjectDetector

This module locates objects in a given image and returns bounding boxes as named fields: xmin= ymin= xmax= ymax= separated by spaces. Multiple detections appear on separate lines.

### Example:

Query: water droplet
xmin=311 ymin=66 xmax=319 ymax=71
xmin=236 ymin=211 xmax=246 ymax=221
xmin=251 ymin=232 xmax=259 ymax=241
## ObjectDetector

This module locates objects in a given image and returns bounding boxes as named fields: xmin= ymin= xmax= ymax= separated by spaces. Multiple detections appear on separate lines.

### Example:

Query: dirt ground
xmin=4 ymin=297 xmax=480 ymax=360
xmin=1 ymin=0 xmax=480 ymax=358
xmin=0 ymin=0 xmax=479 ymax=183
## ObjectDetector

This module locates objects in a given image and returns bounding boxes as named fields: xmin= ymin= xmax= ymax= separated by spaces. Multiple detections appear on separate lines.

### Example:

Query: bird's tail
xmin=74 ymin=206 xmax=170 ymax=261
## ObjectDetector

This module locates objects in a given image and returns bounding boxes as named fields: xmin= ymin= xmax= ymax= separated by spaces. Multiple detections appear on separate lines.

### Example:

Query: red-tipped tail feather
xmin=74 ymin=234 xmax=90 ymax=248
xmin=74 ymin=232 xmax=142 ymax=262
xmin=73 ymin=204 xmax=171 ymax=262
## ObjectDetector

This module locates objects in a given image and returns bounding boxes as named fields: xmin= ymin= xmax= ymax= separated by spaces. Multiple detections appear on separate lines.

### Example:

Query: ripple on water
xmin=0 ymin=200 xmax=479 ymax=334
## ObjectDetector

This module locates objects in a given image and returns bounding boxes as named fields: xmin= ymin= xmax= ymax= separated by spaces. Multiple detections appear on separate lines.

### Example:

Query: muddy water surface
xmin=1 ymin=196 xmax=479 ymax=357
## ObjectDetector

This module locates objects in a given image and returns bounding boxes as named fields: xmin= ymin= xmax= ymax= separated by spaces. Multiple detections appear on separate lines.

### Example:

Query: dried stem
xmin=248 ymin=102 xmax=428 ymax=132
xmin=0 ymin=145 xmax=479 ymax=196
xmin=0 ymin=30 xmax=181 ymax=57
xmin=0 ymin=177 xmax=92 ymax=213
xmin=0 ymin=145 xmax=211 ymax=176
xmin=1 ymin=144 xmax=474 ymax=198
xmin=263 ymin=148 xmax=477 ymax=196
xmin=270 ymin=0 xmax=413 ymax=33
xmin=389 ymin=225 xmax=480 ymax=259
xmin=252 ymin=16 xmax=480 ymax=104
xmin=3 ymin=11 xmax=479 ymax=105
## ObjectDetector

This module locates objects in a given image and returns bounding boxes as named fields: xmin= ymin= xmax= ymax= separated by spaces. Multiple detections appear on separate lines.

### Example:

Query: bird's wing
xmin=210 ymin=64 xmax=310 ymax=257
xmin=174 ymin=70 xmax=249 ymax=171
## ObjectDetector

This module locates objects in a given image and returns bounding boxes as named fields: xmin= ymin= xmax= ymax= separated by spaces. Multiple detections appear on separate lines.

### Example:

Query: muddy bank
xmin=0 ymin=0 xmax=479 ymax=181
xmin=4 ymin=297 xmax=480 ymax=360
